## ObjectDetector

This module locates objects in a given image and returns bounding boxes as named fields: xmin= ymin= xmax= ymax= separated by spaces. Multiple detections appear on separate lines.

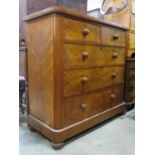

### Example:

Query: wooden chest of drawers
xmin=25 ymin=7 xmax=127 ymax=149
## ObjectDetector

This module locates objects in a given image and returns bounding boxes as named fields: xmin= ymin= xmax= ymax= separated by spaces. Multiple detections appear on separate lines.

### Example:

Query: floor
xmin=19 ymin=109 xmax=135 ymax=155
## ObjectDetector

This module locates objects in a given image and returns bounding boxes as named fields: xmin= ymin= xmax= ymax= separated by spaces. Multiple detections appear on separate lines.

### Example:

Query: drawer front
xmin=125 ymin=90 xmax=135 ymax=102
xmin=102 ymin=47 xmax=125 ymax=65
xmin=112 ymin=66 xmax=125 ymax=85
xmin=64 ymin=66 xmax=124 ymax=96
xmin=64 ymin=18 xmax=100 ymax=43
xmin=64 ymin=44 xmax=125 ymax=68
xmin=64 ymin=67 xmax=113 ymax=96
xmin=130 ymin=14 xmax=135 ymax=32
xmin=101 ymin=26 xmax=125 ymax=47
xmin=129 ymin=32 xmax=135 ymax=49
xmin=64 ymin=85 xmax=124 ymax=126
xmin=111 ymin=85 xmax=124 ymax=107
xmin=64 ymin=44 xmax=104 ymax=68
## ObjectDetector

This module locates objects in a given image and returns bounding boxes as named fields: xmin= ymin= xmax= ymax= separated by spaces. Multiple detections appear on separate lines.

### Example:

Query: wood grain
xmin=27 ymin=16 xmax=54 ymax=127
xmin=64 ymin=17 xmax=101 ymax=44
xmin=64 ymin=44 xmax=125 ymax=69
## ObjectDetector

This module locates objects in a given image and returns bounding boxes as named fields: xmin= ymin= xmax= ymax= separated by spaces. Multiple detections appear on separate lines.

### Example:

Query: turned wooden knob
xmin=80 ymin=103 xmax=87 ymax=109
xmin=82 ymin=52 xmax=89 ymax=60
xmin=112 ymin=72 xmax=117 ymax=78
xmin=81 ymin=77 xmax=88 ymax=84
xmin=113 ymin=34 xmax=119 ymax=40
xmin=111 ymin=94 xmax=116 ymax=99
xmin=82 ymin=28 xmax=90 ymax=36
xmin=112 ymin=52 xmax=118 ymax=58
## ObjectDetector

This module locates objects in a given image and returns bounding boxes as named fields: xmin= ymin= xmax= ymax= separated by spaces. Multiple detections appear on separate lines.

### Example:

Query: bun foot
xmin=28 ymin=124 xmax=36 ymax=132
xmin=51 ymin=142 xmax=64 ymax=150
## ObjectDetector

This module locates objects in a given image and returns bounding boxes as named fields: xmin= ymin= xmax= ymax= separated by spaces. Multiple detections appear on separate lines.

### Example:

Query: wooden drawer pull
xmin=81 ymin=77 xmax=88 ymax=84
xmin=112 ymin=72 xmax=117 ymax=78
xmin=113 ymin=34 xmax=119 ymax=40
xmin=112 ymin=52 xmax=118 ymax=58
xmin=111 ymin=94 xmax=116 ymax=99
xmin=82 ymin=28 xmax=90 ymax=36
xmin=80 ymin=103 xmax=87 ymax=109
xmin=82 ymin=52 xmax=89 ymax=60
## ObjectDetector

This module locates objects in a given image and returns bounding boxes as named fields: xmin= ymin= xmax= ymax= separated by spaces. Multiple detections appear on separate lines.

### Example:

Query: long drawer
xmin=101 ymin=26 xmax=125 ymax=47
xmin=64 ymin=18 xmax=100 ymax=43
xmin=64 ymin=66 xmax=124 ymax=96
xmin=64 ymin=44 xmax=125 ymax=68
xmin=64 ymin=85 xmax=124 ymax=126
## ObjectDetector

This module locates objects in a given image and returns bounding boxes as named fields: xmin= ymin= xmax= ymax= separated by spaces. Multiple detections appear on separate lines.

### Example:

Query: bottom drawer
xmin=64 ymin=85 xmax=124 ymax=126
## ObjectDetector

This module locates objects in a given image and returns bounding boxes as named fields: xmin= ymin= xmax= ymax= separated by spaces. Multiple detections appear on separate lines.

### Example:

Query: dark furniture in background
xmin=27 ymin=0 xmax=87 ymax=15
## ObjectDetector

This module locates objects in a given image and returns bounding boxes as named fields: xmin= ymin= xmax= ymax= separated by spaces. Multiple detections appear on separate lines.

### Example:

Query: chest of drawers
xmin=25 ymin=7 xmax=127 ymax=149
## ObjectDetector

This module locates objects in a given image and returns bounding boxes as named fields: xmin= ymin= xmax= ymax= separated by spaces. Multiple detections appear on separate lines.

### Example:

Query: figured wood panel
xmin=64 ymin=67 xmax=113 ymax=96
xmin=101 ymin=26 xmax=125 ymax=47
xmin=64 ymin=18 xmax=100 ymax=43
xmin=64 ymin=44 xmax=125 ymax=69
xmin=64 ymin=85 xmax=124 ymax=126
xmin=129 ymin=32 xmax=135 ymax=49
xmin=27 ymin=16 xmax=54 ymax=127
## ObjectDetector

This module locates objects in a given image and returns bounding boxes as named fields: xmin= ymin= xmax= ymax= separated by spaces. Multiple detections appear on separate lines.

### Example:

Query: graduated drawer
xmin=64 ymin=44 xmax=125 ymax=68
xmin=64 ymin=66 xmax=125 ymax=96
xmin=101 ymin=26 xmax=125 ymax=47
xmin=64 ymin=85 xmax=124 ymax=126
xmin=129 ymin=32 xmax=135 ymax=49
xmin=64 ymin=18 xmax=100 ymax=43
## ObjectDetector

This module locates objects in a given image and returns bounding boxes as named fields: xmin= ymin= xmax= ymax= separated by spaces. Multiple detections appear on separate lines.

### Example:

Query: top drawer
xmin=101 ymin=26 xmax=125 ymax=47
xmin=64 ymin=18 xmax=100 ymax=44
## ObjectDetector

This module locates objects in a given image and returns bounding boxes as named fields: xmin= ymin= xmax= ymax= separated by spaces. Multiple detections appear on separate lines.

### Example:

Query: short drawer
xmin=129 ymin=32 xmax=135 ymax=49
xmin=101 ymin=26 xmax=125 ymax=47
xmin=64 ymin=66 xmax=124 ymax=96
xmin=64 ymin=85 xmax=124 ymax=126
xmin=64 ymin=44 xmax=125 ymax=68
xmin=64 ymin=18 xmax=100 ymax=43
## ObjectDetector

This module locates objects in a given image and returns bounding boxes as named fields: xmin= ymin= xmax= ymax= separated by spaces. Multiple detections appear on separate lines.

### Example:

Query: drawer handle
xmin=113 ymin=34 xmax=119 ymax=40
xmin=112 ymin=72 xmax=117 ymax=78
xmin=81 ymin=77 xmax=88 ymax=84
xmin=112 ymin=52 xmax=118 ymax=59
xmin=80 ymin=103 xmax=87 ymax=109
xmin=111 ymin=94 xmax=116 ymax=99
xmin=82 ymin=52 xmax=89 ymax=60
xmin=82 ymin=28 xmax=90 ymax=36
